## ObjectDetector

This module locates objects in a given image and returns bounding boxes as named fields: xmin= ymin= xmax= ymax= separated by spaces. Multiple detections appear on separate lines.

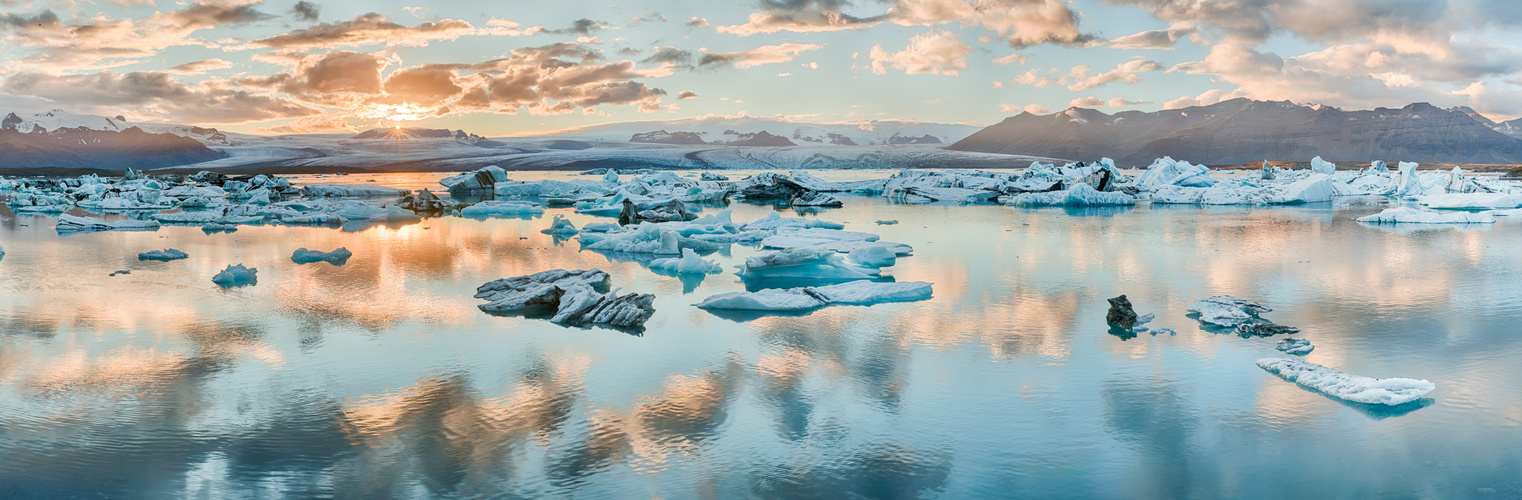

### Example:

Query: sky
xmin=3 ymin=0 xmax=1522 ymax=136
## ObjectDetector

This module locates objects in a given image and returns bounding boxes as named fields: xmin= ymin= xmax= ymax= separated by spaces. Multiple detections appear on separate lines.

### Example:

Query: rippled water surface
xmin=2 ymin=170 xmax=1520 ymax=499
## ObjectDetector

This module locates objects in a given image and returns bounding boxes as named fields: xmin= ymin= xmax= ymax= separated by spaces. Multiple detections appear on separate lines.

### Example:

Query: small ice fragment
xmin=138 ymin=249 xmax=189 ymax=261
xmin=1152 ymin=327 xmax=1177 ymax=336
xmin=109 ymin=270 xmax=131 ymax=276
xmin=649 ymin=248 xmax=724 ymax=275
xmin=1276 ymin=338 xmax=1315 ymax=355
xmin=875 ymin=220 xmax=899 ymax=225
xmin=1236 ymin=323 xmax=1299 ymax=337
xmin=202 ymin=223 xmax=237 ymax=233
xmin=541 ymin=214 xmax=580 ymax=235
xmin=1187 ymin=296 xmax=1271 ymax=327
xmin=1256 ymin=358 xmax=1433 ymax=406
xmin=291 ymin=247 xmax=352 ymax=265
xmin=212 ymin=264 xmax=258 ymax=287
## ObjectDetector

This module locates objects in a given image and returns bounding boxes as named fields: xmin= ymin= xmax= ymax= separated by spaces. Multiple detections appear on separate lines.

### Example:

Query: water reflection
xmin=1 ymin=171 xmax=1521 ymax=497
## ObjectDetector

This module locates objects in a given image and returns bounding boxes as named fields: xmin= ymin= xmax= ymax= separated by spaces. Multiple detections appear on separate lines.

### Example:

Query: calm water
xmin=1 ymin=171 xmax=1519 ymax=499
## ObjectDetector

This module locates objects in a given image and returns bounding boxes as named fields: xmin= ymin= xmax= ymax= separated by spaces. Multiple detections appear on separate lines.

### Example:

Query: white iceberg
xmin=301 ymin=184 xmax=410 ymax=197
xmin=1310 ymin=156 xmax=1336 ymax=175
xmin=540 ymin=214 xmax=580 ymax=235
xmin=847 ymin=245 xmax=898 ymax=268
xmin=441 ymin=166 xmax=509 ymax=192
xmin=695 ymin=280 xmax=932 ymax=312
xmin=1357 ymin=207 xmax=1495 ymax=224
xmin=1419 ymin=193 xmax=1522 ymax=210
xmin=333 ymin=201 xmax=421 ymax=222
xmin=292 ymin=247 xmax=352 ymax=265
xmin=1135 ymin=157 xmax=1215 ymax=190
xmin=1257 ymin=358 xmax=1434 ymax=406
xmin=212 ymin=264 xmax=258 ymax=287
xmin=648 ymin=248 xmax=723 ymax=275
xmin=1009 ymin=183 xmax=1136 ymax=207
xmin=736 ymin=249 xmax=880 ymax=281
xmin=461 ymin=200 xmax=545 ymax=218
xmin=1187 ymin=296 xmax=1272 ymax=327
xmin=1276 ymin=338 xmax=1315 ymax=355
xmin=138 ymin=249 xmax=188 ymax=261
xmin=56 ymin=214 xmax=161 ymax=233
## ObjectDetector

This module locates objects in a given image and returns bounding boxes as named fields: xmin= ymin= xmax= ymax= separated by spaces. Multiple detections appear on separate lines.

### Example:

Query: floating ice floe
xmin=441 ymin=166 xmax=509 ymax=192
xmin=56 ymin=214 xmax=161 ymax=233
xmin=212 ymin=264 xmax=258 ymax=287
xmin=1418 ymin=193 xmax=1522 ymax=210
xmin=648 ymin=248 xmax=724 ymax=275
xmin=291 ymin=247 xmax=352 ymax=265
xmin=460 ymin=200 xmax=544 ymax=219
xmin=202 ymin=223 xmax=237 ymax=233
xmin=791 ymin=191 xmax=843 ymax=207
xmin=1187 ymin=296 xmax=1272 ymax=327
xmin=541 ymin=214 xmax=580 ymax=235
xmin=736 ymin=248 xmax=880 ymax=281
xmin=1256 ymin=358 xmax=1433 ymax=406
xmin=474 ymin=268 xmax=654 ymax=329
xmin=848 ymin=245 xmax=898 ymax=268
xmin=138 ymin=249 xmax=188 ymax=261
xmin=1357 ymin=207 xmax=1495 ymax=224
xmin=1009 ymin=183 xmax=1136 ymax=207
xmin=300 ymin=184 xmax=411 ymax=197
xmin=695 ymin=280 xmax=932 ymax=313
xmin=332 ymin=201 xmax=421 ymax=222
xmin=1276 ymin=338 xmax=1315 ymax=355
xmin=876 ymin=220 xmax=899 ymax=225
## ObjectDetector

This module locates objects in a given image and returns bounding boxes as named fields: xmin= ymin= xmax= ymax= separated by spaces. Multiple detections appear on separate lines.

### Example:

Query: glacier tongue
xmin=1257 ymin=358 xmax=1434 ymax=406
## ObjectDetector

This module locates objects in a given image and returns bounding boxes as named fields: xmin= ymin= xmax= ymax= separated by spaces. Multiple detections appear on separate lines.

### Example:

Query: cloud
xmin=717 ymin=0 xmax=884 ymax=36
xmin=544 ymin=18 xmax=610 ymax=35
xmin=698 ymin=43 xmax=823 ymax=69
xmin=868 ymin=29 xmax=969 ymax=76
xmin=1107 ymin=97 xmax=1146 ymax=107
xmin=1066 ymin=59 xmax=1162 ymax=91
xmin=255 ymin=115 xmax=355 ymax=134
xmin=1105 ymin=28 xmax=1190 ymax=50
xmin=889 ymin=0 xmax=1093 ymax=48
xmin=292 ymin=1 xmax=320 ymax=22
xmin=627 ymin=12 xmax=666 ymax=26
xmin=0 ymin=3 xmax=275 ymax=69
xmin=246 ymin=13 xmax=485 ymax=50
xmin=678 ymin=90 xmax=698 ymax=99
xmin=686 ymin=17 xmax=709 ymax=29
xmin=0 ymin=70 xmax=317 ymax=124
xmin=992 ymin=53 xmax=1026 ymax=65
xmin=641 ymin=46 xmax=694 ymax=69
xmin=1069 ymin=96 xmax=1103 ymax=107
xmin=1000 ymin=103 xmax=1047 ymax=114
xmin=167 ymin=58 xmax=233 ymax=74
xmin=1162 ymin=88 xmax=1243 ymax=110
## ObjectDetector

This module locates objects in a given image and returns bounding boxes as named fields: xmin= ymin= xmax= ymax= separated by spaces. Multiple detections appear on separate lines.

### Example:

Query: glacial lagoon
xmin=1 ymin=170 xmax=1520 ymax=498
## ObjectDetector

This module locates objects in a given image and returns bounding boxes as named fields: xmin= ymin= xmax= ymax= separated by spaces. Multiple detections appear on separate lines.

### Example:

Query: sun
xmin=359 ymin=103 xmax=430 ymax=126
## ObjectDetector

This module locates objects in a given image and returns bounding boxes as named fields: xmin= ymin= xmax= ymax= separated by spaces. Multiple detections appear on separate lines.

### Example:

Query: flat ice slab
xmin=57 ymin=214 xmax=161 ymax=233
xmin=138 ymin=249 xmax=188 ymax=261
xmin=292 ymin=247 xmax=353 ymax=265
xmin=1257 ymin=358 xmax=1434 ymax=406
xmin=1357 ymin=207 xmax=1495 ymax=224
xmin=1187 ymin=296 xmax=1272 ymax=327
xmin=695 ymin=280 xmax=932 ymax=312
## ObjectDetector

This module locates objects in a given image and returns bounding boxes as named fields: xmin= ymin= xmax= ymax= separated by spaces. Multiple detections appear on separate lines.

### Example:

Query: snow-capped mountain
xmin=949 ymin=99 xmax=1522 ymax=165
xmin=1 ymin=109 xmax=236 ymax=145
xmin=540 ymin=116 xmax=983 ymax=146
xmin=352 ymin=127 xmax=490 ymax=142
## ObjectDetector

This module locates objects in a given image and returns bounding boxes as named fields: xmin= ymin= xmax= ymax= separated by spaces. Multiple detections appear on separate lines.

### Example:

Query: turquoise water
xmin=1 ymin=171 xmax=1519 ymax=499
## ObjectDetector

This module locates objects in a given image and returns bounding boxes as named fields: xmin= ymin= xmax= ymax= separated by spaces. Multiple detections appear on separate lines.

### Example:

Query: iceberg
xmin=333 ymin=201 xmax=422 ymax=222
xmin=1009 ymin=183 xmax=1135 ymax=207
xmin=695 ymin=280 xmax=932 ymax=313
xmin=1276 ymin=338 xmax=1315 ymax=355
xmin=474 ymin=269 xmax=654 ymax=329
xmin=648 ymin=248 xmax=723 ymax=275
xmin=736 ymin=249 xmax=880 ymax=281
xmin=1419 ymin=193 xmax=1522 ymax=210
xmin=1187 ymin=296 xmax=1272 ymax=327
xmin=848 ymin=245 xmax=898 ymax=268
xmin=739 ymin=212 xmax=845 ymax=231
xmin=1267 ymin=173 xmax=1334 ymax=204
xmin=1135 ymin=157 xmax=1215 ymax=190
xmin=460 ymin=200 xmax=545 ymax=219
xmin=138 ymin=249 xmax=188 ymax=261
xmin=56 ymin=214 xmax=161 ymax=233
xmin=1310 ymin=156 xmax=1336 ymax=175
xmin=1357 ymin=207 xmax=1495 ymax=224
xmin=280 ymin=213 xmax=346 ymax=225
xmin=441 ymin=166 xmax=509 ymax=192
xmin=291 ymin=247 xmax=353 ymax=265
xmin=202 ymin=223 xmax=237 ymax=233
xmin=540 ymin=214 xmax=580 ymax=235
xmin=300 ymin=184 xmax=410 ymax=197
xmin=760 ymin=228 xmax=880 ymax=250
xmin=211 ymin=264 xmax=258 ymax=287
xmin=1256 ymin=358 xmax=1434 ymax=406
xmin=791 ymin=191 xmax=843 ymax=207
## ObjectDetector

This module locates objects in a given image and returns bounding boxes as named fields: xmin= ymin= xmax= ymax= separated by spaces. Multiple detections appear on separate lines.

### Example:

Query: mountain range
xmin=948 ymin=98 xmax=1522 ymax=165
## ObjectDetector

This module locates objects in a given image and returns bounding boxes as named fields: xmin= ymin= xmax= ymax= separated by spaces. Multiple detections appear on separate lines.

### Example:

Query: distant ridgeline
xmin=949 ymin=98 xmax=1522 ymax=165
xmin=352 ymin=127 xmax=490 ymax=142
xmin=0 ymin=111 xmax=225 ymax=170
xmin=628 ymin=129 xmax=943 ymax=147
